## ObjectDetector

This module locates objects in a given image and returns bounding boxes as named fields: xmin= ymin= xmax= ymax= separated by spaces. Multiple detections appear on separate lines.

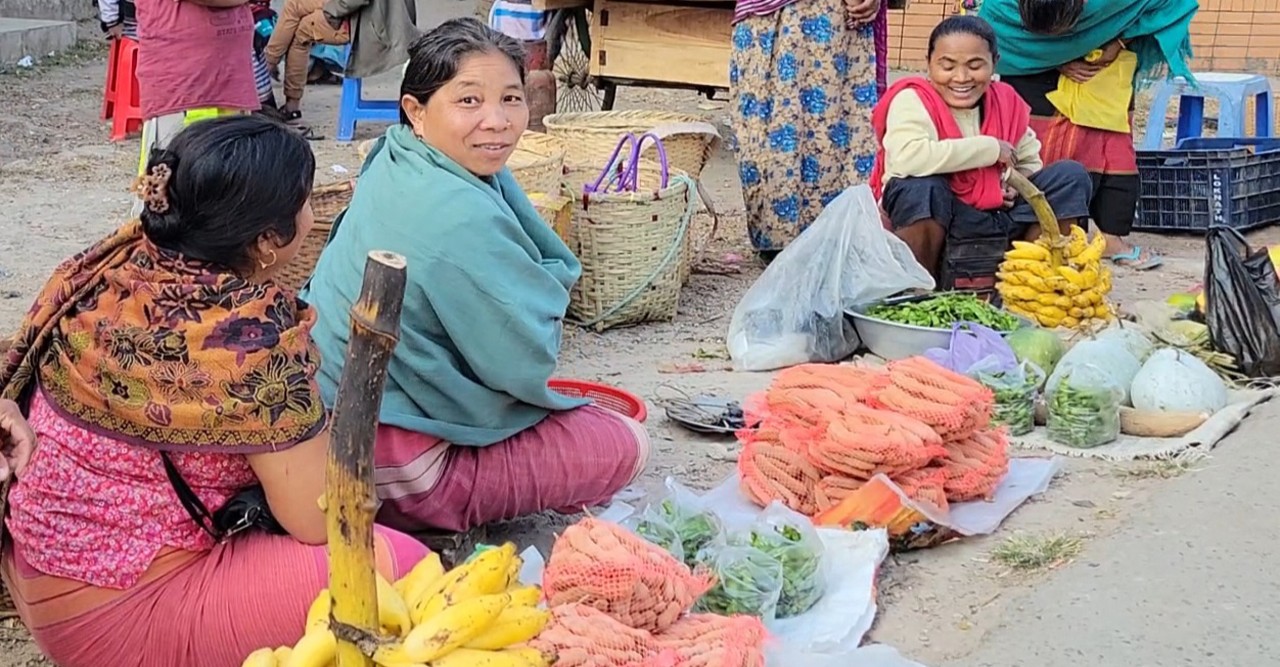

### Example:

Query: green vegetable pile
xmin=634 ymin=499 xmax=721 ymax=567
xmin=694 ymin=546 xmax=784 ymax=618
xmin=1047 ymin=376 xmax=1120 ymax=448
xmin=866 ymin=292 xmax=1022 ymax=332
xmin=744 ymin=524 xmax=824 ymax=618
xmin=977 ymin=369 xmax=1040 ymax=436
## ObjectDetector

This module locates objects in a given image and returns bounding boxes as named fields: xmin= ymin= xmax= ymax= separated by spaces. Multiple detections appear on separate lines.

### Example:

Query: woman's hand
xmin=0 ymin=399 xmax=35 ymax=483
xmin=996 ymin=140 xmax=1016 ymax=167
xmin=845 ymin=0 xmax=882 ymax=26
xmin=1060 ymin=59 xmax=1103 ymax=84
xmin=1092 ymin=39 xmax=1126 ymax=68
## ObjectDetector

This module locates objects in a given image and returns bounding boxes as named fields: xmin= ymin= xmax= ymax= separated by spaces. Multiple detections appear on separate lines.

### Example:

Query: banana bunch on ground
xmin=242 ymin=543 xmax=554 ymax=667
xmin=997 ymin=225 xmax=1116 ymax=330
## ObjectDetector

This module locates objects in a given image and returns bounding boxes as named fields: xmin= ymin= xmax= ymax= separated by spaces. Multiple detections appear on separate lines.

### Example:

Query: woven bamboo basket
xmin=509 ymin=131 xmax=568 ymax=195
xmin=277 ymin=180 xmax=353 ymax=291
xmin=565 ymin=163 xmax=696 ymax=331
xmin=527 ymin=192 xmax=574 ymax=243
xmin=542 ymin=110 xmax=718 ymax=178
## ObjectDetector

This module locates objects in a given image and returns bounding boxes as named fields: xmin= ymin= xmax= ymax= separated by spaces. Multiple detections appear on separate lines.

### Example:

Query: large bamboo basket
xmin=509 ymin=132 xmax=568 ymax=195
xmin=277 ymin=180 xmax=354 ymax=291
xmin=542 ymin=110 xmax=719 ymax=179
xmin=565 ymin=162 xmax=697 ymax=331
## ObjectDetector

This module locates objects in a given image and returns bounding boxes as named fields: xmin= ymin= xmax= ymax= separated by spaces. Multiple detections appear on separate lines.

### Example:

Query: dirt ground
xmin=2 ymin=27 xmax=1279 ymax=667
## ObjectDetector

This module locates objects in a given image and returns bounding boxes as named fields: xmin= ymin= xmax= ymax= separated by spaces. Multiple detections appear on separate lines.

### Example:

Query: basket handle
xmin=632 ymin=132 xmax=670 ymax=190
xmin=585 ymin=133 xmax=640 ymax=195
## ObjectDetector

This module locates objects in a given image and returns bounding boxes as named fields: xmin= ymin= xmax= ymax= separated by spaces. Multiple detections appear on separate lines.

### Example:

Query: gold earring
xmin=259 ymin=249 xmax=278 ymax=270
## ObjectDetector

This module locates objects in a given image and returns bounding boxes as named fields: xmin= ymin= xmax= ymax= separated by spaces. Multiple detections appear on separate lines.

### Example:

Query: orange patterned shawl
xmin=0 ymin=221 xmax=327 ymax=452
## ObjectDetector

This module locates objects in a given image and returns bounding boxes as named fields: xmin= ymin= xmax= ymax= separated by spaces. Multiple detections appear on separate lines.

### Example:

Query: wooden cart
xmin=534 ymin=0 xmax=735 ymax=111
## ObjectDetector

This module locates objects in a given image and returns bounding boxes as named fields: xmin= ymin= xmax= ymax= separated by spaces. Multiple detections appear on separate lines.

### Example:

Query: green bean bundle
xmin=746 ymin=524 xmax=824 ymax=618
xmin=1047 ymin=370 xmax=1121 ymax=448
xmin=866 ymin=292 xmax=1022 ymax=332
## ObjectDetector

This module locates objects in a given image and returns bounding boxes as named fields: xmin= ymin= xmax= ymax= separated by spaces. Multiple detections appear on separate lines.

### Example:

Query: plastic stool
xmin=1140 ymin=72 xmax=1274 ymax=150
xmin=101 ymin=37 xmax=144 ymax=141
xmin=335 ymin=45 xmax=399 ymax=143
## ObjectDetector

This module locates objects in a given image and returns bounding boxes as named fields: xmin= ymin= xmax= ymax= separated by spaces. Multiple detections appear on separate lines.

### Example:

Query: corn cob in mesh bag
xmin=542 ymin=519 xmax=714 ymax=633
xmin=869 ymin=356 xmax=995 ymax=441
xmin=939 ymin=426 xmax=1010 ymax=502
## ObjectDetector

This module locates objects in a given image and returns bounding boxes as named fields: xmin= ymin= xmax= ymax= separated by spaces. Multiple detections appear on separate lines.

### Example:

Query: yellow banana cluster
xmin=242 ymin=543 xmax=554 ymax=667
xmin=996 ymin=226 xmax=1116 ymax=330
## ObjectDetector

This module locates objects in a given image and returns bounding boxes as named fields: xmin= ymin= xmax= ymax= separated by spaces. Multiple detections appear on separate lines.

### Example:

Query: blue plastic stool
xmin=1140 ymin=72 xmax=1274 ymax=150
xmin=335 ymin=45 xmax=399 ymax=143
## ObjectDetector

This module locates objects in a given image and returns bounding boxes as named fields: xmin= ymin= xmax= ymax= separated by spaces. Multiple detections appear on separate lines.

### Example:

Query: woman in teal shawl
xmin=302 ymin=18 xmax=650 ymax=534
xmin=979 ymin=0 xmax=1198 ymax=271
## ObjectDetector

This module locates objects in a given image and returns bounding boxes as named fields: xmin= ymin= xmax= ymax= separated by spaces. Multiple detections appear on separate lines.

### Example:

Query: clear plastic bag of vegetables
xmin=974 ymin=360 xmax=1045 ymax=436
xmin=629 ymin=480 xmax=724 ymax=567
xmin=693 ymin=542 xmax=784 ymax=620
xmin=1046 ymin=363 xmax=1121 ymax=448
xmin=737 ymin=503 xmax=826 ymax=619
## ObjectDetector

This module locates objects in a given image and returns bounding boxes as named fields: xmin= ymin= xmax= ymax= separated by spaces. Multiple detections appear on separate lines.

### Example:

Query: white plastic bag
xmin=1046 ymin=338 xmax=1142 ymax=406
xmin=727 ymin=185 xmax=935 ymax=371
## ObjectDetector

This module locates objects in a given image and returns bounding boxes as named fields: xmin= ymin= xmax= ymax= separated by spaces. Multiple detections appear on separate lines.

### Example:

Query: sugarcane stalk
xmin=326 ymin=251 xmax=408 ymax=667
xmin=1005 ymin=169 xmax=1066 ymax=267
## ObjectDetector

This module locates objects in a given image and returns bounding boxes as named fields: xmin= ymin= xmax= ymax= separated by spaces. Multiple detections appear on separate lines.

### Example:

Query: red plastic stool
xmin=101 ymin=37 xmax=143 ymax=141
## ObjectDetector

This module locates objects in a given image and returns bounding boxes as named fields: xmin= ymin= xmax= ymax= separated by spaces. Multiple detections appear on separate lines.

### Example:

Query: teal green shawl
xmin=979 ymin=0 xmax=1197 ymax=84
xmin=301 ymin=125 xmax=588 ymax=446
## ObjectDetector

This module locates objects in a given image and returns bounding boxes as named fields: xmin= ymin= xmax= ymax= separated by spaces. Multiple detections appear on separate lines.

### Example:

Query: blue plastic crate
xmin=1135 ymin=138 xmax=1280 ymax=233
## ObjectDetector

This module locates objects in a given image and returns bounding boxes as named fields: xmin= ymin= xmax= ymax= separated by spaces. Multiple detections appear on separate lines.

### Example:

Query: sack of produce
xmin=939 ymin=428 xmax=1009 ymax=502
xmin=890 ymin=465 xmax=950 ymax=513
xmin=1095 ymin=325 xmax=1154 ymax=363
xmin=1130 ymin=348 xmax=1229 ymax=414
xmin=1004 ymin=326 xmax=1067 ymax=383
xmin=649 ymin=613 xmax=769 ymax=667
xmin=532 ymin=603 xmax=655 ymax=667
xmin=869 ymin=356 xmax=995 ymax=441
xmin=974 ymin=361 xmax=1044 ymax=436
xmin=1046 ymin=338 xmax=1141 ymax=406
xmin=726 ymin=185 xmax=934 ymax=371
xmin=1046 ymin=363 xmax=1122 ymax=448
xmin=630 ymin=481 xmax=724 ymax=567
xmin=1204 ymin=226 xmax=1280 ymax=377
xmin=543 ymin=518 xmax=715 ymax=633
xmin=739 ymin=504 xmax=826 ymax=618
xmin=693 ymin=543 xmax=785 ymax=620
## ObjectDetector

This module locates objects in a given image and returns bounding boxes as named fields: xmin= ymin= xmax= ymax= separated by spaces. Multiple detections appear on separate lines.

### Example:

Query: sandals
xmin=1109 ymin=246 xmax=1164 ymax=271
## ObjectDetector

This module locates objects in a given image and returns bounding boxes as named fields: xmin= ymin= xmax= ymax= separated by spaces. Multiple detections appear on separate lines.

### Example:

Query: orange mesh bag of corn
xmin=737 ymin=435 xmax=824 ymax=516
xmin=892 ymin=466 xmax=950 ymax=514
xmin=940 ymin=426 xmax=1010 ymax=502
xmin=542 ymin=518 xmax=715 ymax=633
xmin=809 ymin=402 xmax=948 ymax=480
xmin=813 ymin=473 xmax=865 ymax=511
xmin=868 ymin=357 xmax=995 ymax=441
xmin=648 ymin=613 xmax=769 ymax=667
xmin=531 ymin=603 xmax=655 ymax=667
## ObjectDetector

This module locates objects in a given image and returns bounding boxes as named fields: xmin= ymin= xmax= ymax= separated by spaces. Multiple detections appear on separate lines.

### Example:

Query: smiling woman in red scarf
xmin=869 ymin=15 xmax=1093 ymax=280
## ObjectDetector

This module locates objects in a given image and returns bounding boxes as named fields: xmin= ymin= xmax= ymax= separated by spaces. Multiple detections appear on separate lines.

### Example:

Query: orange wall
xmin=887 ymin=0 xmax=1280 ymax=75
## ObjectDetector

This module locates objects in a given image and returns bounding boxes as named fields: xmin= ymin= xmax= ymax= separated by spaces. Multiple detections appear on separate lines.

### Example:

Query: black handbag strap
xmin=159 ymin=451 xmax=224 ymax=542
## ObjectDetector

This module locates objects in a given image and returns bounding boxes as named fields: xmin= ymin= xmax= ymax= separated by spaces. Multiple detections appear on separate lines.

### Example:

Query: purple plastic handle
xmin=583 ymin=131 xmax=672 ymax=195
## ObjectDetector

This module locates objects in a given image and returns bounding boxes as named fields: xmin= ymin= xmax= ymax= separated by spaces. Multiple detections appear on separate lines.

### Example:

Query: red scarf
xmin=870 ymin=77 xmax=1031 ymax=211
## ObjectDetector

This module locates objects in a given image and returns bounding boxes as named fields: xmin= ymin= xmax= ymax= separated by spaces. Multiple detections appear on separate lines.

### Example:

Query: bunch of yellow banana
xmin=996 ymin=225 xmax=1117 ymax=330
xmin=242 ymin=543 xmax=554 ymax=667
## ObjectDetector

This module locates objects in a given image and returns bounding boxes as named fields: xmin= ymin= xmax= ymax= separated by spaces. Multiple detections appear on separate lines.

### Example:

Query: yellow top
xmin=1045 ymin=49 xmax=1139 ymax=134
xmin=881 ymin=88 xmax=1043 ymax=184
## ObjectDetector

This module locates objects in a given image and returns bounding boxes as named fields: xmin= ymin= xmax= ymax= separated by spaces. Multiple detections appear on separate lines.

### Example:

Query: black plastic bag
xmin=1204 ymin=226 xmax=1280 ymax=378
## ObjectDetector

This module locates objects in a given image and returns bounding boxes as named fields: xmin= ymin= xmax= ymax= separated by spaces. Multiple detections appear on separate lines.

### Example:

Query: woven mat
xmin=1013 ymin=388 xmax=1276 ymax=461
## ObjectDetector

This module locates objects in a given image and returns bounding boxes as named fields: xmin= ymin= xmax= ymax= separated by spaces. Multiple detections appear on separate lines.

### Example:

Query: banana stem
xmin=326 ymin=251 xmax=408 ymax=667
xmin=1005 ymin=170 xmax=1065 ymax=267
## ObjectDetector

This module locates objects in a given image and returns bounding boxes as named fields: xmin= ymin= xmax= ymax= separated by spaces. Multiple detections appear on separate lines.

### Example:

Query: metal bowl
xmin=844 ymin=306 xmax=955 ymax=361
xmin=844 ymin=297 xmax=1032 ymax=361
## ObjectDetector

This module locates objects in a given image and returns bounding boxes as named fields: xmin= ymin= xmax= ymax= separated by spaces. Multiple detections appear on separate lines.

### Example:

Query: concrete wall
xmin=887 ymin=0 xmax=1280 ymax=75
xmin=0 ymin=0 xmax=94 ymax=22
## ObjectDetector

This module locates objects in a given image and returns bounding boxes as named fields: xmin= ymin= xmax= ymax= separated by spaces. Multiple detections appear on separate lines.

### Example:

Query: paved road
xmin=960 ymin=400 xmax=1280 ymax=667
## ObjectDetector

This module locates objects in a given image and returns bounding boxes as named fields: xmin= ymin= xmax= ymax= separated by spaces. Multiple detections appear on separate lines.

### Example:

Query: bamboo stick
xmin=325 ymin=251 xmax=408 ymax=667
xmin=1005 ymin=170 xmax=1066 ymax=267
